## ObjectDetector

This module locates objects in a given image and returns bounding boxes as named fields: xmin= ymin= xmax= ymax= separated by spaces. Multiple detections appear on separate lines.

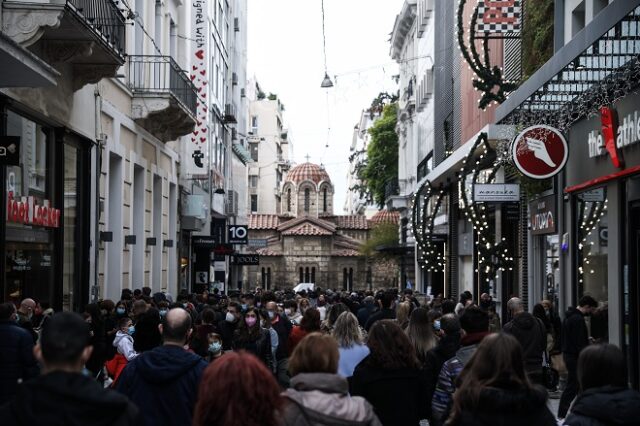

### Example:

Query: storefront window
xmin=63 ymin=144 xmax=79 ymax=311
xmin=4 ymin=111 xmax=55 ymax=304
xmin=576 ymin=187 xmax=609 ymax=343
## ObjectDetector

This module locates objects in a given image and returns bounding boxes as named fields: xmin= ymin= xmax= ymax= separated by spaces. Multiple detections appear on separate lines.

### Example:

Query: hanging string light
xmin=320 ymin=0 xmax=333 ymax=88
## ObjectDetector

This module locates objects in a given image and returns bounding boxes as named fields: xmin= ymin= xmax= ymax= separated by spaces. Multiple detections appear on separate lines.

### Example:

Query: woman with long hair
xmin=288 ymin=307 xmax=320 ymax=355
xmin=332 ymin=311 xmax=369 ymax=378
xmin=396 ymin=301 xmax=412 ymax=330
xmin=564 ymin=344 xmax=640 ymax=425
xmin=281 ymin=333 xmax=381 ymax=425
xmin=447 ymin=333 xmax=556 ymax=426
xmin=532 ymin=303 xmax=553 ymax=352
xmin=231 ymin=307 xmax=272 ymax=370
xmin=193 ymin=351 xmax=283 ymax=426
xmin=351 ymin=320 xmax=428 ymax=426
xmin=405 ymin=307 xmax=437 ymax=367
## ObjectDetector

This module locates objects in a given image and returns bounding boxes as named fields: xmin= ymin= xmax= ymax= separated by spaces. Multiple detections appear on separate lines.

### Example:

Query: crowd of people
xmin=1 ymin=286 xmax=639 ymax=425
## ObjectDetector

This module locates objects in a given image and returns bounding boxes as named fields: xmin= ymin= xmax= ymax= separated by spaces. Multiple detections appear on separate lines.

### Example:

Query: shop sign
xmin=232 ymin=254 xmax=260 ymax=265
xmin=529 ymin=195 xmax=556 ymax=235
xmin=476 ymin=0 xmax=521 ymax=33
xmin=588 ymin=107 xmax=640 ymax=168
xmin=227 ymin=225 xmax=248 ymax=244
xmin=578 ymin=188 xmax=605 ymax=202
xmin=248 ymin=238 xmax=268 ymax=248
xmin=0 ymin=136 xmax=20 ymax=166
xmin=512 ymin=125 xmax=569 ymax=180
xmin=6 ymin=192 xmax=60 ymax=228
xmin=473 ymin=184 xmax=520 ymax=202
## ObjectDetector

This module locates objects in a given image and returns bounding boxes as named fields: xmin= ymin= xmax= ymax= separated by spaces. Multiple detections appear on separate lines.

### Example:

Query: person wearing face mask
xmin=190 ymin=308 xmax=219 ymax=357
xmin=115 ymin=302 xmax=128 ymax=318
xmin=298 ymin=298 xmax=310 ymax=315
xmin=106 ymin=317 xmax=139 ymax=387
xmin=16 ymin=298 xmax=38 ymax=343
xmin=316 ymin=295 xmax=328 ymax=321
xmin=284 ymin=300 xmax=302 ymax=325
xmin=266 ymin=301 xmax=292 ymax=388
xmin=218 ymin=302 xmax=241 ymax=350
xmin=232 ymin=307 xmax=273 ymax=370
xmin=205 ymin=332 xmax=224 ymax=363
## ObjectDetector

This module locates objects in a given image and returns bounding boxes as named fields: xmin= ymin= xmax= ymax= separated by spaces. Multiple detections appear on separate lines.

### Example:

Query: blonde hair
xmin=332 ymin=311 xmax=362 ymax=348
xmin=396 ymin=301 xmax=411 ymax=327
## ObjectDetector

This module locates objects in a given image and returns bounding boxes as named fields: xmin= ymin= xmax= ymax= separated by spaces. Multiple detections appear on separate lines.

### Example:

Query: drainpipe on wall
xmin=93 ymin=85 xmax=106 ymax=303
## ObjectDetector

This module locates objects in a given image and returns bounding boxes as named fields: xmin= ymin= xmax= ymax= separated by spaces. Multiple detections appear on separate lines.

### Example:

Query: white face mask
xmin=225 ymin=312 xmax=236 ymax=323
xmin=284 ymin=308 xmax=292 ymax=316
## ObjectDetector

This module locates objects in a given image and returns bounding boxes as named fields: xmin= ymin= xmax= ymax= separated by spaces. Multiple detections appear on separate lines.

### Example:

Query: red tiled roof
xmin=332 ymin=249 xmax=361 ymax=257
xmin=370 ymin=210 xmax=400 ymax=225
xmin=282 ymin=222 xmax=333 ymax=236
xmin=333 ymin=215 xmax=369 ymax=230
xmin=285 ymin=162 xmax=331 ymax=185
xmin=248 ymin=214 xmax=280 ymax=229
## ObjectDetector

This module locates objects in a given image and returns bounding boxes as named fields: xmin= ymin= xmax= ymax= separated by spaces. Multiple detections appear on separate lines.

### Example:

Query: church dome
xmin=286 ymin=162 xmax=331 ymax=185
xmin=370 ymin=210 xmax=400 ymax=225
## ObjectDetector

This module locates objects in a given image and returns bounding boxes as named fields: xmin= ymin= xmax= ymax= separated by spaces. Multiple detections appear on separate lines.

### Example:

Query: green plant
xmin=268 ymin=93 xmax=278 ymax=101
xmin=257 ymin=91 xmax=266 ymax=100
xmin=521 ymin=0 xmax=554 ymax=80
xmin=360 ymin=222 xmax=399 ymax=258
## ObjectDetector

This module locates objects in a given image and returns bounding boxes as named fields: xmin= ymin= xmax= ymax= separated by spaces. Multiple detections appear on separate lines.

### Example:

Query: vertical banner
xmin=476 ymin=0 xmax=521 ymax=33
xmin=189 ymin=0 xmax=209 ymax=177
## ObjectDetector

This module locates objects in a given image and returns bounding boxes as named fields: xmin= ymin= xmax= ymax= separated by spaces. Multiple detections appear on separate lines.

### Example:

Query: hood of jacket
xmin=565 ymin=306 xmax=583 ymax=319
xmin=570 ymin=386 xmax=640 ymax=425
xmin=286 ymin=373 xmax=376 ymax=423
xmin=135 ymin=345 xmax=204 ymax=384
xmin=10 ymin=372 xmax=132 ymax=426
xmin=455 ymin=343 xmax=478 ymax=365
xmin=113 ymin=330 xmax=132 ymax=347
xmin=511 ymin=312 xmax=539 ymax=330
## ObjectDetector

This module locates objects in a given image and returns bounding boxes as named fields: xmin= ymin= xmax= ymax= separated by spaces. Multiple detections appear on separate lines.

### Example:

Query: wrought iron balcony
xmin=127 ymin=55 xmax=198 ymax=142
xmin=2 ymin=0 xmax=126 ymax=90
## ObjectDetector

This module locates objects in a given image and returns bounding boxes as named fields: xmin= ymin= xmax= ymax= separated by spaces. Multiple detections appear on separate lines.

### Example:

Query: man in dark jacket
xmin=423 ymin=314 xmax=461 ymax=421
xmin=364 ymin=292 xmax=396 ymax=331
xmin=116 ymin=308 xmax=208 ymax=426
xmin=0 ymin=303 xmax=39 ymax=405
xmin=503 ymin=297 xmax=546 ymax=384
xmin=558 ymin=295 xmax=598 ymax=419
xmin=266 ymin=301 xmax=292 ymax=387
xmin=0 ymin=311 xmax=139 ymax=425
xmin=356 ymin=296 xmax=375 ymax=328
xmin=218 ymin=301 xmax=241 ymax=350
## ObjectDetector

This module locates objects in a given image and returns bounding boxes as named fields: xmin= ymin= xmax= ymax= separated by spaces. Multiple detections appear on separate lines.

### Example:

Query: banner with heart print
xmin=187 ymin=0 xmax=210 ymax=177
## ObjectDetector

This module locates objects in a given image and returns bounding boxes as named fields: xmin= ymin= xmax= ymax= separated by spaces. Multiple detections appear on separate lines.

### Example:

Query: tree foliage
xmin=522 ymin=0 xmax=554 ymax=80
xmin=360 ymin=223 xmax=400 ymax=258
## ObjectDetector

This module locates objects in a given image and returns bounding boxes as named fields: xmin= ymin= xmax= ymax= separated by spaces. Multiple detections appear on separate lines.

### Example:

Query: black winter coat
xmin=0 ymin=321 xmax=39 ymax=405
xmin=115 ymin=345 xmax=207 ymax=426
xmin=423 ymin=334 xmax=461 ymax=419
xmin=503 ymin=313 xmax=546 ymax=374
xmin=350 ymin=357 xmax=428 ymax=426
xmin=232 ymin=327 xmax=273 ymax=369
xmin=565 ymin=386 xmax=640 ymax=426
xmin=448 ymin=386 xmax=556 ymax=426
xmin=562 ymin=307 xmax=589 ymax=357
xmin=0 ymin=371 xmax=140 ymax=426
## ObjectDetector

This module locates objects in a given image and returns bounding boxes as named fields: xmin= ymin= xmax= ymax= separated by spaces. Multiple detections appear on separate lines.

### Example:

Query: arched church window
xmin=305 ymin=267 xmax=310 ymax=282
xmin=323 ymin=188 xmax=328 ymax=212
xmin=311 ymin=267 xmax=316 ymax=283
xmin=287 ymin=188 xmax=292 ymax=212
xmin=304 ymin=188 xmax=310 ymax=212
xmin=299 ymin=267 xmax=303 ymax=283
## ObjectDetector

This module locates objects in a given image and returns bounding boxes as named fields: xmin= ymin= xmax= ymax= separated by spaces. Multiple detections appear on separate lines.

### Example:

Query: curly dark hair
xmin=365 ymin=320 xmax=419 ymax=370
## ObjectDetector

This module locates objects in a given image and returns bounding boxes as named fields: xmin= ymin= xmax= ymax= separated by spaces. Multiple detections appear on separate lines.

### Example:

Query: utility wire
xmin=321 ymin=0 xmax=329 ymax=73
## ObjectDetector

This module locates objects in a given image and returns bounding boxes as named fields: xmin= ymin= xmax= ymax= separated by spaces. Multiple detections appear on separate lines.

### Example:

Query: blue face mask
xmin=241 ymin=304 xmax=248 ymax=311
xmin=127 ymin=326 xmax=135 ymax=335
xmin=208 ymin=341 xmax=222 ymax=354
xmin=182 ymin=303 xmax=188 ymax=309
xmin=159 ymin=309 xmax=167 ymax=317
xmin=267 ymin=311 xmax=275 ymax=320
xmin=116 ymin=307 xmax=126 ymax=315
xmin=433 ymin=320 xmax=441 ymax=331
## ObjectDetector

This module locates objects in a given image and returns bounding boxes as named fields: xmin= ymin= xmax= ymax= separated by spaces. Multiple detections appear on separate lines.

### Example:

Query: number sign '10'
xmin=227 ymin=225 xmax=248 ymax=244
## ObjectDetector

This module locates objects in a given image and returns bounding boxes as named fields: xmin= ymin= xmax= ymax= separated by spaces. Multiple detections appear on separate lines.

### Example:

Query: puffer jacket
xmin=0 ymin=321 xmax=39 ymax=405
xmin=281 ymin=373 xmax=382 ymax=426
xmin=564 ymin=386 xmax=640 ymax=426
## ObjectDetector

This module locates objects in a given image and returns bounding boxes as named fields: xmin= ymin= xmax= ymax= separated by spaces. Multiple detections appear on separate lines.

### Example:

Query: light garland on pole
xmin=410 ymin=180 xmax=447 ymax=273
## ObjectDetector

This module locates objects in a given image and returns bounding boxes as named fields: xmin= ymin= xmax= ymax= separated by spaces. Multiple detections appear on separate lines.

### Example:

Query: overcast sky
xmin=247 ymin=0 xmax=403 ymax=214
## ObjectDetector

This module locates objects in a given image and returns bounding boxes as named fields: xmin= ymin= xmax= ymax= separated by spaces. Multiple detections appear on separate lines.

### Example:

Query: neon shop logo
xmin=588 ymin=107 xmax=640 ymax=168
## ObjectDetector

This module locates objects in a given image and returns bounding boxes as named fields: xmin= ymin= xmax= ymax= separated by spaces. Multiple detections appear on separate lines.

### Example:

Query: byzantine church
xmin=246 ymin=162 xmax=398 ymax=290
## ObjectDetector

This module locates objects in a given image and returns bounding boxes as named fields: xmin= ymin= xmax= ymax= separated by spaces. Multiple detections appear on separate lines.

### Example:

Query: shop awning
xmin=232 ymin=143 xmax=253 ymax=165
xmin=0 ymin=33 xmax=59 ymax=88
xmin=496 ymin=1 xmax=640 ymax=126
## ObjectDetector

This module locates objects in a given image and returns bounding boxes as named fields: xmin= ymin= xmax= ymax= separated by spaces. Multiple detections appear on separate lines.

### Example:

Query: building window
xmin=249 ymin=143 xmax=258 ymax=161
xmin=323 ymin=188 xmax=328 ymax=212
xmin=311 ymin=267 xmax=316 ymax=283
xmin=343 ymin=268 xmax=348 ymax=291
xmin=305 ymin=267 xmax=310 ymax=282
xmin=287 ymin=188 xmax=292 ymax=212
xmin=250 ymin=194 xmax=258 ymax=213
xmin=348 ymin=268 xmax=353 ymax=291
xmin=251 ymin=116 xmax=258 ymax=132
xmin=261 ymin=267 xmax=266 ymax=287
xmin=304 ymin=188 xmax=310 ymax=212
xmin=249 ymin=175 xmax=258 ymax=188
xmin=267 ymin=267 xmax=271 ymax=289
xmin=299 ymin=267 xmax=303 ymax=283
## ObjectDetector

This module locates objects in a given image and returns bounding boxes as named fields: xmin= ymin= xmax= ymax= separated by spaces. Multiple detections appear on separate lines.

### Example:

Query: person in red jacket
xmin=288 ymin=308 xmax=321 ymax=356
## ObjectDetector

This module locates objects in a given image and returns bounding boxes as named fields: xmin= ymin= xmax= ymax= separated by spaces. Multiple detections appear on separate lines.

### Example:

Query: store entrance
xmin=626 ymin=199 xmax=640 ymax=389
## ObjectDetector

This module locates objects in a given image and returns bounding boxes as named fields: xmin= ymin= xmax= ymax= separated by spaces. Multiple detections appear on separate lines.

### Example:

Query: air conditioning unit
xmin=240 ymin=88 xmax=246 ymax=98
xmin=225 ymin=190 xmax=239 ymax=216
xmin=232 ymin=72 xmax=238 ymax=86
xmin=417 ymin=0 xmax=434 ymax=38
xmin=234 ymin=17 xmax=240 ymax=32
xmin=416 ymin=68 xmax=434 ymax=111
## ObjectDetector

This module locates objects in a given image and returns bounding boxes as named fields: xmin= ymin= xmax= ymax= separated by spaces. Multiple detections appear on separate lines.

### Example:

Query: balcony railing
xmin=127 ymin=55 xmax=197 ymax=117
xmin=67 ymin=0 xmax=126 ymax=55
xmin=224 ymin=103 xmax=238 ymax=123
xmin=385 ymin=178 xmax=400 ymax=200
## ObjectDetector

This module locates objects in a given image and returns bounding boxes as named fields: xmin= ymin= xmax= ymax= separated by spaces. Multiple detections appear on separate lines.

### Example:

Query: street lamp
xmin=320 ymin=73 xmax=334 ymax=88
